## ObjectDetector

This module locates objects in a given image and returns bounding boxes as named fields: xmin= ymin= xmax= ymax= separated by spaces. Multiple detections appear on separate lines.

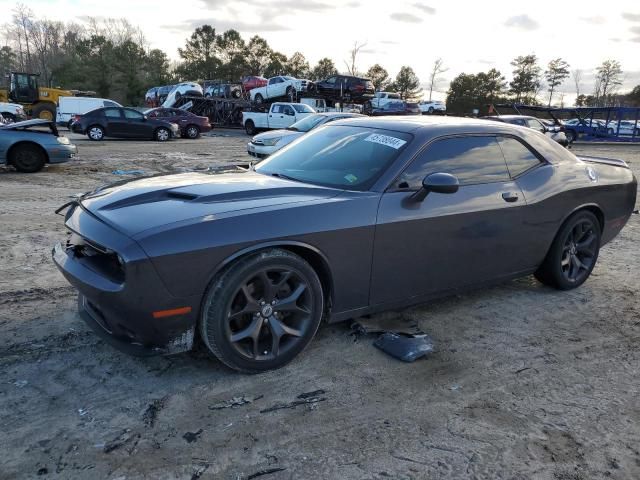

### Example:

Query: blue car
xmin=0 ymin=119 xmax=77 ymax=172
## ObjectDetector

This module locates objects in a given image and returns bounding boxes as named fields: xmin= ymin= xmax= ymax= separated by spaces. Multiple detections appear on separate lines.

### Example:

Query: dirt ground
xmin=1 ymin=131 xmax=639 ymax=480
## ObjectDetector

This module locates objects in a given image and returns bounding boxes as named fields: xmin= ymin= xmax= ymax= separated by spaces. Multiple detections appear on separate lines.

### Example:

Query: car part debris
xmin=208 ymin=395 xmax=263 ymax=410
xmin=373 ymin=332 xmax=434 ymax=362
xmin=351 ymin=313 xmax=423 ymax=337
xmin=247 ymin=467 xmax=287 ymax=479
xmin=260 ymin=390 xmax=326 ymax=413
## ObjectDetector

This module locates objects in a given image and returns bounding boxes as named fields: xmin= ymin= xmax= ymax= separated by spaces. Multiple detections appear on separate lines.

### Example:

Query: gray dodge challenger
xmin=53 ymin=117 xmax=637 ymax=372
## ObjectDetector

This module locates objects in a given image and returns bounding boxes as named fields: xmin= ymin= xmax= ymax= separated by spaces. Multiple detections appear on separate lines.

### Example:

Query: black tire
xmin=232 ymin=89 xmax=241 ymax=99
xmin=155 ymin=127 xmax=171 ymax=141
xmin=428 ymin=106 xmax=434 ymax=114
xmin=607 ymin=128 xmax=614 ymax=135
xmin=9 ymin=143 xmax=46 ymax=173
xmin=67 ymin=119 xmax=74 ymax=130
xmin=31 ymin=103 xmax=56 ymax=121
xmin=286 ymin=86 xmax=295 ymax=101
xmin=566 ymin=129 xmax=577 ymax=143
xmin=245 ymin=120 xmax=256 ymax=136
xmin=199 ymin=249 xmax=324 ymax=373
xmin=185 ymin=124 xmax=200 ymax=139
xmin=87 ymin=125 xmax=105 ymax=141
xmin=254 ymin=93 xmax=264 ymax=105
xmin=534 ymin=210 xmax=601 ymax=290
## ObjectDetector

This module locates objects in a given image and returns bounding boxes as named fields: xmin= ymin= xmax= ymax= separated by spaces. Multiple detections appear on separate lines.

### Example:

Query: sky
xmin=2 ymin=0 xmax=640 ymax=102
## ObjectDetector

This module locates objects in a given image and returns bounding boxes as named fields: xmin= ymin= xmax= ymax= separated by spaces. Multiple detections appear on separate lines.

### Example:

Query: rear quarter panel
xmin=516 ymin=159 xmax=636 ymax=267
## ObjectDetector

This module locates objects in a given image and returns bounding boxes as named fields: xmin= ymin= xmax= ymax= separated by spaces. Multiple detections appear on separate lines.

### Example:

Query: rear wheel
xmin=534 ymin=211 xmax=601 ymax=290
xmin=286 ymin=86 xmax=295 ymax=101
xmin=199 ymin=249 xmax=324 ymax=373
xmin=254 ymin=94 xmax=264 ymax=105
xmin=245 ymin=120 xmax=256 ymax=136
xmin=9 ymin=143 xmax=46 ymax=173
xmin=155 ymin=127 xmax=170 ymax=141
xmin=185 ymin=125 xmax=200 ymax=139
xmin=428 ymin=106 xmax=434 ymax=114
xmin=87 ymin=125 xmax=104 ymax=141
xmin=566 ymin=129 xmax=577 ymax=143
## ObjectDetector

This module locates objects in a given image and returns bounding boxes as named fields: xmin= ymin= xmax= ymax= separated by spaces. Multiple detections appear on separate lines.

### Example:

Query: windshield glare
xmin=292 ymin=104 xmax=314 ymax=113
xmin=288 ymin=114 xmax=326 ymax=132
xmin=255 ymin=125 xmax=412 ymax=190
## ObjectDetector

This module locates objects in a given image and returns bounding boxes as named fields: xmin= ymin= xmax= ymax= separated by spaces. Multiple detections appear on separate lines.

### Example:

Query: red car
xmin=144 ymin=108 xmax=212 ymax=139
xmin=242 ymin=76 xmax=268 ymax=92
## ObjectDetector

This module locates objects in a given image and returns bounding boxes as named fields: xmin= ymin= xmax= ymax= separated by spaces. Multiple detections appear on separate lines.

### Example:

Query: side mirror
xmin=413 ymin=172 xmax=459 ymax=201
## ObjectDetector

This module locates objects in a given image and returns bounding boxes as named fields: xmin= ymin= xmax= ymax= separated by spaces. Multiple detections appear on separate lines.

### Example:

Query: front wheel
xmin=566 ymin=129 xmax=577 ymax=143
xmin=534 ymin=211 xmax=601 ymax=290
xmin=10 ymin=144 xmax=46 ymax=173
xmin=155 ymin=127 xmax=170 ymax=141
xmin=199 ymin=249 xmax=324 ymax=373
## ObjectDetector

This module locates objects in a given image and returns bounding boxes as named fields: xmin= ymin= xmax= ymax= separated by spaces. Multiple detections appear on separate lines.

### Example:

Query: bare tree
xmin=572 ymin=69 xmax=582 ymax=99
xmin=344 ymin=41 xmax=366 ymax=76
xmin=427 ymin=57 xmax=448 ymax=101
xmin=595 ymin=59 xmax=623 ymax=106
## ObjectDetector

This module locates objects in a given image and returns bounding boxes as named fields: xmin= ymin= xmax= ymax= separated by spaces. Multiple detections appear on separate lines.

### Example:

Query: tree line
xmin=446 ymin=55 xmax=638 ymax=115
xmin=1 ymin=4 xmax=637 ymax=110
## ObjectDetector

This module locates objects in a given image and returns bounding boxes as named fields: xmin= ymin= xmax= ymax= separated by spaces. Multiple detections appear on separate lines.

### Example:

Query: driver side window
xmin=396 ymin=136 xmax=510 ymax=190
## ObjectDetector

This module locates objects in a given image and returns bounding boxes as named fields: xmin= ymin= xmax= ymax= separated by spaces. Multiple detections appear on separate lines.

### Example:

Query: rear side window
xmin=124 ymin=109 xmax=144 ymax=119
xmin=103 ymin=100 xmax=119 ymax=107
xmin=497 ymin=137 xmax=541 ymax=177
xmin=104 ymin=108 xmax=121 ymax=118
xmin=397 ymin=136 xmax=509 ymax=189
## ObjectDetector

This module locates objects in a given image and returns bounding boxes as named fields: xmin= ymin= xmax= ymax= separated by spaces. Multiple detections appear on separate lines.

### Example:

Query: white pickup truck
xmin=250 ymin=76 xmax=313 ymax=104
xmin=0 ymin=102 xmax=27 ymax=123
xmin=242 ymin=102 xmax=316 ymax=135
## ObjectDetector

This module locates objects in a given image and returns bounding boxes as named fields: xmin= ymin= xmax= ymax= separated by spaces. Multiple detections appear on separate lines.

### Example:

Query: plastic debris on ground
xmin=351 ymin=313 xmax=434 ymax=363
xmin=112 ymin=169 xmax=145 ymax=175
xmin=373 ymin=332 xmax=434 ymax=362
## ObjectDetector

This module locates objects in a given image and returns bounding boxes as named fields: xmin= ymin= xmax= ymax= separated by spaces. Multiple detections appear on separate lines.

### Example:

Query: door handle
xmin=502 ymin=192 xmax=519 ymax=202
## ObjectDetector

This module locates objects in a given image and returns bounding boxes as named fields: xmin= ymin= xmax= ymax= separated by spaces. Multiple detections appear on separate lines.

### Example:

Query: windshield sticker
xmin=344 ymin=173 xmax=358 ymax=183
xmin=364 ymin=133 xmax=407 ymax=150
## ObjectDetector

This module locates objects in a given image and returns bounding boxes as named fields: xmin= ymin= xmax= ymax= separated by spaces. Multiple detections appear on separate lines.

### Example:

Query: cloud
xmin=579 ymin=16 xmax=605 ymax=25
xmin=381 ymin=40 xmax=399 ymax=45
xmin=504 ymin=14 xmax=539 ymax=31
xmin=345 ymin=1 xmax=361 ymax=6
xmin=200 ymin=0 xmax=332 ymax=12
xmin=631 ymin=37 xmax=640 ymax=43
xmin=390 ymin=12 xmax=423 ymax=23
xmin=630 ymin=25 xmax=640 ymax=35
xmin=622 ymin=12 xmax=640 ymax=21
xmin=413 ymin=3 xmax=436 ymax=14
xmin=163 ymin=18 xmax=290 ymax=35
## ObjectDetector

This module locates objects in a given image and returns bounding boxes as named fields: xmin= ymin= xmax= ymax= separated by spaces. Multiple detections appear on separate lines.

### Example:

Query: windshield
xmin=255 ymin=125 xmax=412 ymax=191
xmin=292 ymin=104 xmax=314 ymax=113
xmin=288 ymin=114 xmax=326 ymax=132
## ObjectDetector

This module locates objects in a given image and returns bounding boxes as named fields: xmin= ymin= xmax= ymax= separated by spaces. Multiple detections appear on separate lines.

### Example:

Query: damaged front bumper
xmin=52 ymin=205 xmax=199 ymax=356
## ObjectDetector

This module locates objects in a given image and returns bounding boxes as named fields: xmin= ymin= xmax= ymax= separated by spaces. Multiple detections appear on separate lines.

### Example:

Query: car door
xmin=103 ymin=108 xmax=127 ymax=136
xmin=122 ymin=108 xmax=149 ymax=137
xmin=370 ymin=135 xmax=528 ymax=305
xmin=525 ymin=118 xmax=547 ymax=134
xmin=318 ymin=76 xmax=337 ymax=95
xmin=269 ymin=104 xmax=292 ymax=129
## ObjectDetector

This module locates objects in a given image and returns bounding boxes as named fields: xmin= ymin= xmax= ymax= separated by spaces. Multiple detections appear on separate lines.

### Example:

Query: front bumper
xmin=247 ymin=141 xmax=277 ymax=159
xmin=52 ymin=206 xmax=199 ymax=355
xmin=48 ymin=144 xmax=77 ymax=164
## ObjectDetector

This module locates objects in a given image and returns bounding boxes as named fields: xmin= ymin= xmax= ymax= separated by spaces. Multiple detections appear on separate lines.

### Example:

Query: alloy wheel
xmin=225 ymin=267 xmax=313 ymax=361
xmin=561 ymin=219 xmax=597 ymax=283
xmin=156 ymin=128 xmax=169 ymax=141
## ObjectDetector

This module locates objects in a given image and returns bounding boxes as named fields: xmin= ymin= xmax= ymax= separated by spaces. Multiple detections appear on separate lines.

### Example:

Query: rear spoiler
xmin=577 ymin=155 xmax=629 ymax=169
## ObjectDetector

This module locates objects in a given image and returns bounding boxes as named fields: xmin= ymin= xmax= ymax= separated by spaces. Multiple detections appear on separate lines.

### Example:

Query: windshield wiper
xmin=271 ymin=172 xmax=299 ymax=182
xmin=286 ymin=127 xmax=298 ymax=131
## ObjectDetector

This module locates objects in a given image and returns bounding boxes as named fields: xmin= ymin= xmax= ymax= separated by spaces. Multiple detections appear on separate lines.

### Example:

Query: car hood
xmin=253 ymin=129 xmax=304 ymax=142
xmin=0 ymin=118 xmax=53 ymax=130
xmin=80 ymin=171 xmax=340 ymax=237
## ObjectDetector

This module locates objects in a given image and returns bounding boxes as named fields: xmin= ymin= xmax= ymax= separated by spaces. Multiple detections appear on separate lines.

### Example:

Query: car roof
xmin=330 ymin=115 xmax=533 ymax=135
xmin=316 ymin=112 xmax=364 ymax=118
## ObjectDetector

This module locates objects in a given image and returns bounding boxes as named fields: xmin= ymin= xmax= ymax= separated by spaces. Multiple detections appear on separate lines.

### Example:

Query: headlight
xmin=261 ymin=137 xmax=282 ymax=146
xmin=56 ymin=136 xmax=70 ymax=145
